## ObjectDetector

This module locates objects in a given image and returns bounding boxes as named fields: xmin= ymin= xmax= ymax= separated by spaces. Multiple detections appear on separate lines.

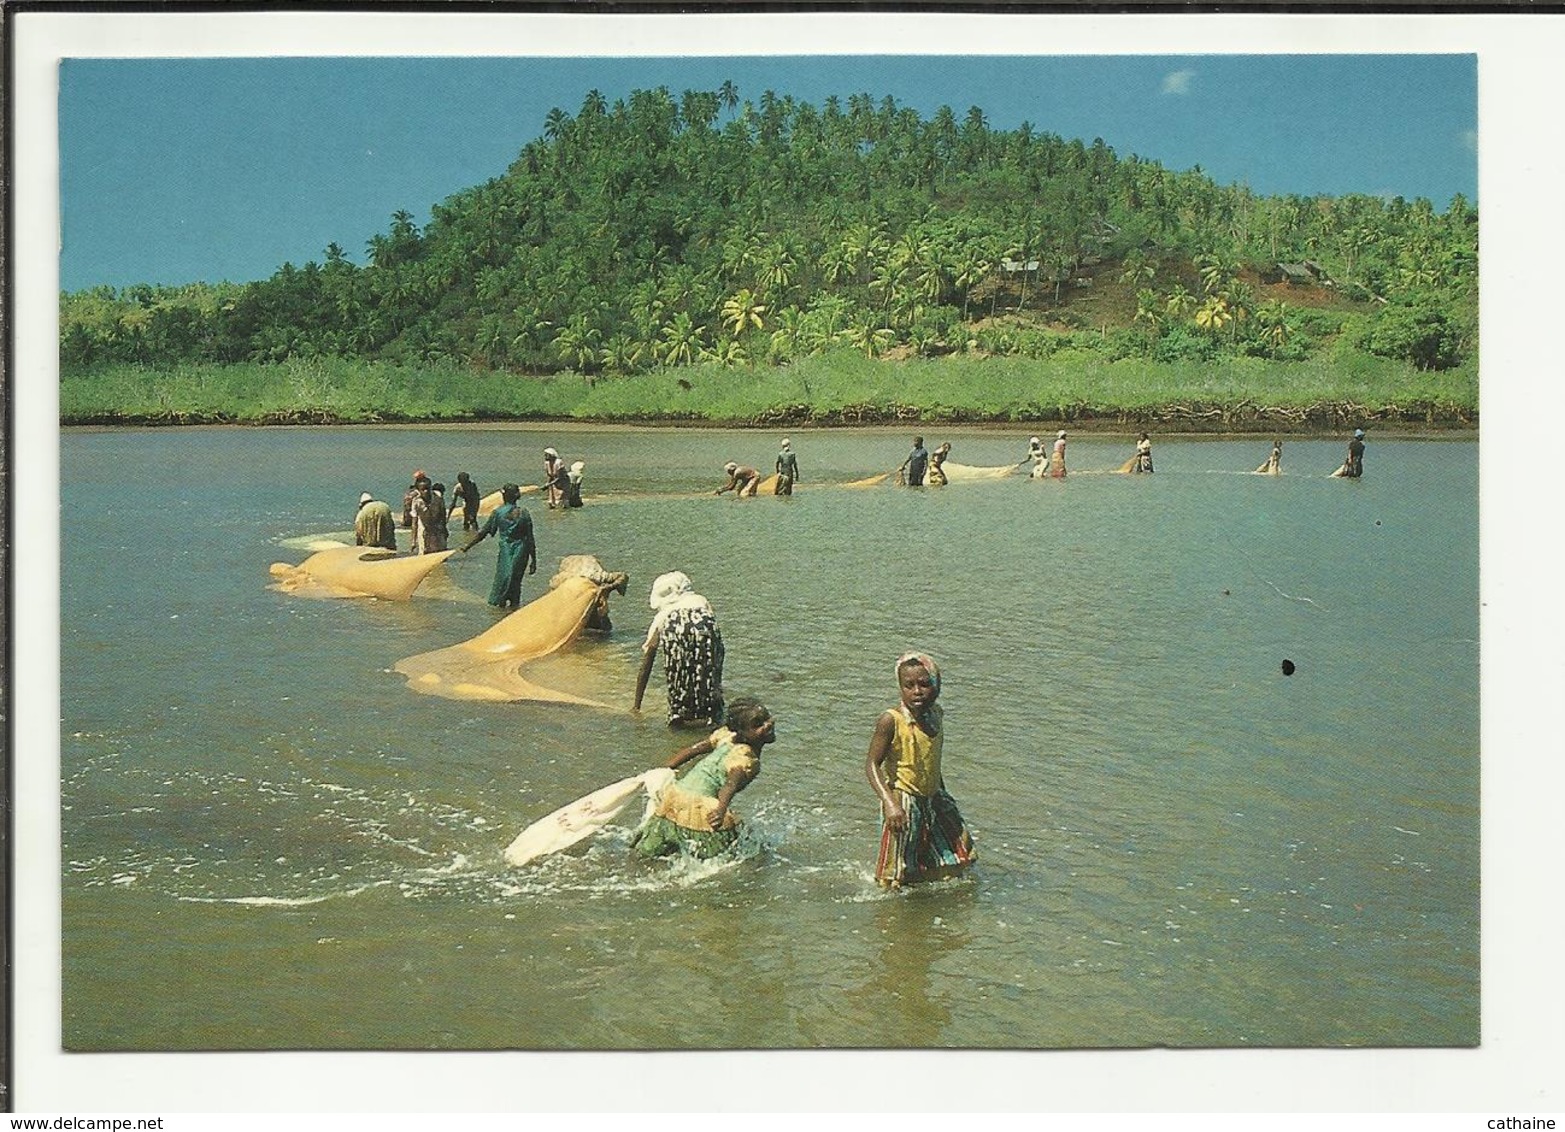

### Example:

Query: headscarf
xmin=645 ymin=571 xmax=713 ymax=646
xmin=1058 ymin=430 xmax=1067 ymax=439
xmin=896 ymin=651 xmax=941 ymax=693
xmin=544 ymin=447 xmax=559 ymax=458
xmin=649 ymin=571 xmax=694 ymax=610
xmin=570 ymin=460 xmax=585 ymax=475
xmin=359 ymin=492 xmax=373 ymax=505
xmin=1029 ymin=435 xmax=1041 ymax=446
xmin=724 ymin=461 xmax=738 ymax=473
xmin=781 ymin=439 xmax=791 ymax=450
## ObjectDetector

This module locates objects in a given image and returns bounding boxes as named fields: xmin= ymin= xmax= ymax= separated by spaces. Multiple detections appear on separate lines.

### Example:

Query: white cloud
xmin=1162 ymin=69 xmax=1196 ymax=96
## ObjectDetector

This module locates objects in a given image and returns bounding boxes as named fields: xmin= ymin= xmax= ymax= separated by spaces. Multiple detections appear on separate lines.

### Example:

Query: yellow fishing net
xmin=392 ymin=575 xmax=622 ymax=705
xmin=940 ymin=461 xmax=1021 ymax=482
xmin=268 ymin=546 xmax=458 ymax=601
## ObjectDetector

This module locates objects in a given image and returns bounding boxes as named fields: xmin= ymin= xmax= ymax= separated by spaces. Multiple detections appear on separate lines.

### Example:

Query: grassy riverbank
xmin=60 ymin=350 xmax=1478 ymax=430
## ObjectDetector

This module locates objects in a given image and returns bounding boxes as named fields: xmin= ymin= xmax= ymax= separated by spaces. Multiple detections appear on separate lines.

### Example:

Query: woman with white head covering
xmin=542 ymin=446 xmax=567 ymax=509
xmin=633 ymin=571 xmax=725 ymax=728
xmin=1027 ymin=435 xmax=1048 ymax=478
xmin=715 ymin=461 xmax=761 ymax=498
xmin=353 ymin=491 xmax=398 ymax=550
xmin=565 ymin=461 xmax=586 ymax=508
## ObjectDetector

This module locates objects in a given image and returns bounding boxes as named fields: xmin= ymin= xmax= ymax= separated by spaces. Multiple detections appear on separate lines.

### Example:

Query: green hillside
xmin=60 ymin=84 xmax=1477 ymax=426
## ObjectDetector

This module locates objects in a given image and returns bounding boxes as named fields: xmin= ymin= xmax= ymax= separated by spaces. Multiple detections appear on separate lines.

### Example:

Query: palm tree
xmin=805 ymin=294 xmax=853 ymax=342
xmin=554 ymin=316 xmax=601 ymax=372
xmin=657 ymin=312 xmax=704 ymax=367
xmin=819 ymin=242 xmax=855 ymax=286
xmin=767 ymin=305 xmax=808 ymax=362
xmin=1194 ymin=295 xmax=1232 ymax=336
xmin=1119 ymin=250 xmax=1157 ymax=287
xmin=1222 ymin=281 xmax=1254 ymax=340
xmin=1194 ymin=252 xmax=1233 ymax=296
xmin=543 ymin=107 xmax=571 ymax=143
xmin=508 ymin=306 xmax=552 ymax=358
xmin=841 ymin=222 xmax=884 ymax=283
xmin=718 ymin=80 xmax=739 ymax=118
xmin=721 ymin=288 xmax=766 ymax=337
xmin=753 ymin=241 xmax=796 ymax=300
xmin=869 ymin=258 xmax=908 ymax=319
xmin=962 ymin=105 xmax=989 ymax=164
xmin=476 ymin=315 xmax=510 ymax=366
xmin=701 ymin=339 xmax=748 ymax=367
xmin=1254 ymin=299 xmax=1291 ymax=357
xmin=599 ymin=333 xmax=645 ymax=374
xmin=1165 ymin=284 xmax=1196 ymax=320
xmin=1134 ymin=288 xmax=1164 ymax=333
xmin=843 ymin=316 xmax=893 ymax=358
xmin=953 ymin=252 xmax=993 ymax=321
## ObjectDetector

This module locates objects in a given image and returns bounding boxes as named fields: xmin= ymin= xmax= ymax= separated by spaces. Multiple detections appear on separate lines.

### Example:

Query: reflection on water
xmin=60 ymin=425 xmax=1478 ymax=1049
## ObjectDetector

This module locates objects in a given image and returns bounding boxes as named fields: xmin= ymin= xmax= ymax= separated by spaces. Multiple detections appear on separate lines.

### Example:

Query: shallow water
xmin=60 ymin=425 xmax=1478 ymax=1049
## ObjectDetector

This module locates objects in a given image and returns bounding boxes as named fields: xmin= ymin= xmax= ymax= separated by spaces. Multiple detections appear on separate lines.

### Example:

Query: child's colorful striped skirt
xmin=875 ymin=787 xmax=976 ymax=887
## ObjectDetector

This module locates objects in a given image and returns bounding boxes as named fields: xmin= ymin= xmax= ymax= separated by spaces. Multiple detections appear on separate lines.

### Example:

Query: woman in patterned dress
xmin=632 ymin=571 xmax=726 ymax=728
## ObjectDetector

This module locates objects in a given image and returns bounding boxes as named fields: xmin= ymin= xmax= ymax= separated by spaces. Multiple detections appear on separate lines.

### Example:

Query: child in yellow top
xmin=864 ymin=653 xmax=975 ymax=887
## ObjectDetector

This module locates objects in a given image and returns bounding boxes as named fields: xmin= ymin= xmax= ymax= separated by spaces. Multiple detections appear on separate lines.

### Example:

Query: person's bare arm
xmin=632 ymin=640 xmax=657 ymax=711
xmin=669 ymin=736 xmax=717 ymax=771
xmin=864 ymin=712 xmax=906 ymax=831
xmin=708 ymin=765 xmax=757 ymax=829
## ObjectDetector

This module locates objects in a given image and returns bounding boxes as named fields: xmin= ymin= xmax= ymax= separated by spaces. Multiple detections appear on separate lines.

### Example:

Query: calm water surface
xmin=60 ymin=425 xmax=1479 ymax=1049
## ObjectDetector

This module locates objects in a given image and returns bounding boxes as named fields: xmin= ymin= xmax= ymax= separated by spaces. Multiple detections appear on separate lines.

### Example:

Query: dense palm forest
xmin=60 ymin=85 xmax=1478 ymax=422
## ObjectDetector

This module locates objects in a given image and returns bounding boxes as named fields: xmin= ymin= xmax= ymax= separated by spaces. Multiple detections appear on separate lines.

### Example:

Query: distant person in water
xmin=549 ymin=555 xmax=628 ymax=632
xmin=899 ymin=436 xmax=929 ymax=486
xmin=410 ymin=477 xmax=445 ymax=553
xmin=401 ymin=470 xmax=427 ymax=529
xmin=406 ymin=472 xmax=444 ymax=554
xmin=716 ymin=462 xmax=761 ymax=497
xmin=1049 ymin=430 xmax=1068 ymax=478
xmin=1336 ymin=429 xmax=1366 ymax=478
xmin=354 ymin=492 xmax=398 ymax=551
xmin=1257 ymin=439 xmax=1282 ymax=475
xmin=461 ymin=483 xmax=536 ymax=609
xmin=774 ymin=439 xmax=800 ymax=496
xmin=1132 ymin=432 xmax=1154 ymax=474
xmin=631 ymin=697 xmax=775 ymax=861
xmin=634 ymin=571 xmax=725 ymax=728
xmin=451 ymin=472 xmax=481 ymax=531
xmin=428 ymin=483 xmax=450 ymax=551
xmin=565 ymin=461 xmax=586 ymax=508
xmin=1027 ymin=435 xmax=1048 ymax=478
xmin=543 ymin=447 xmax=567 ymax=508
xmin=865 ymin=652 xmax=975 ymax=888
xmin=927 ymin=442 xmax=952 ymax=486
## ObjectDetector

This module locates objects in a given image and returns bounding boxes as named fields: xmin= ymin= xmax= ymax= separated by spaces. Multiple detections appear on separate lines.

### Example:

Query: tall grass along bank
xmin=60 ymin=352 xmax=1477 ymax=431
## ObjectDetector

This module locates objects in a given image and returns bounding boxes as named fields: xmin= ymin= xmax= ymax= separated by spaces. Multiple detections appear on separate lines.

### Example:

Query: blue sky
xmin=59 ymin=54 xmax=1476 ymax=292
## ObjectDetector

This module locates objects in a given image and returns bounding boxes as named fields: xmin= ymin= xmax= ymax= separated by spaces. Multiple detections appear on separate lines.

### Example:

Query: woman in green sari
xmin=460 ymin=483 xmax=536 ymax=609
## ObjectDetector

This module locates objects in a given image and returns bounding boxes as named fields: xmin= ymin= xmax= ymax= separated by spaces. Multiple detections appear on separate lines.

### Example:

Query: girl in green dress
xmin=633 ymin=698 xmax=776 ymax=860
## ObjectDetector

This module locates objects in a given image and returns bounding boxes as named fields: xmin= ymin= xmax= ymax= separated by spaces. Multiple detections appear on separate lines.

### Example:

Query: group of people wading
xmin=340 ymin=423 xmax=1370 ymax=884
xmin=715 ymin=438 xmax=802 ymax=497
xmin=709 ymin=426 xmax=1368 ymax=494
